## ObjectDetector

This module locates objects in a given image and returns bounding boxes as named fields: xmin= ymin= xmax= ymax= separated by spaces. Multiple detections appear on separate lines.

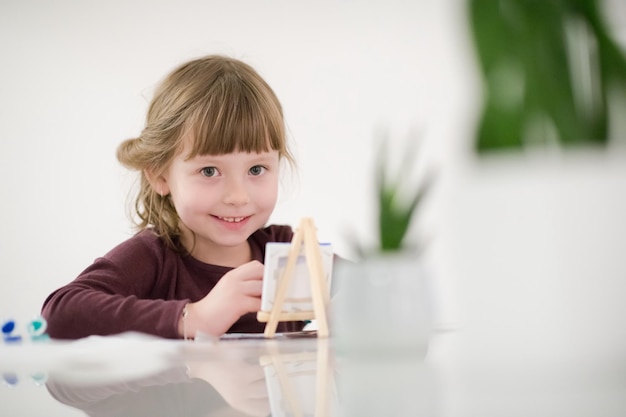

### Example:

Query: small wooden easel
xmin=257 ymin=217 xmax=330 ymax=338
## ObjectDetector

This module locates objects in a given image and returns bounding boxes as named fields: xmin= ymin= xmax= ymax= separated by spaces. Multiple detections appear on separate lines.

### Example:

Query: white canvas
xmin=261 ymin=242 xmax=333 ymax=313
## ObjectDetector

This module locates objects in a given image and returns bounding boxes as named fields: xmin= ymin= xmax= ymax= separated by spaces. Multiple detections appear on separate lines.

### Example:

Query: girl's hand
xmin=180 ymin=260 xmax=264 ymax=338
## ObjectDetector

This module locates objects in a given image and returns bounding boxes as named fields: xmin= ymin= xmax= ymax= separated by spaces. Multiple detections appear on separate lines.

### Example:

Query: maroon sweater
xmin=41 ymin=225 xmax=304 ymax=339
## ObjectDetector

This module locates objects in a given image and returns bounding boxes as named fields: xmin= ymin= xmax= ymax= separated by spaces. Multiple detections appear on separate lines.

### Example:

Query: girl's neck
xmin=180 ymin=230 xmax=252 ymax=267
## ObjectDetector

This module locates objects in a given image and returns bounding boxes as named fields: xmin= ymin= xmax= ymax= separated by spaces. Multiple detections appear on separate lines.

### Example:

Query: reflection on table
xmin=43 ymin=336 xmax=331 ymax=417
xmin=47 ymin=365 xmax=232 ymax=417
xmin=1 ymin=331 xmax=625 ymax=416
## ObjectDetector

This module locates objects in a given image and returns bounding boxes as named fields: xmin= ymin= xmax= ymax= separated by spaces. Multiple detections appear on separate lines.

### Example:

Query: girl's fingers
xmin=241 ymin=296 xmax=261 ymax=313
xmin=233 ymin=261 xmax=264 ymax=281
xmin=241 ymin=280 xmax=263 ymax=297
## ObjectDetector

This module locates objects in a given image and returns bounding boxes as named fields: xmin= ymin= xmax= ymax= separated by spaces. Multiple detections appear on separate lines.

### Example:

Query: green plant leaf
xmin=376 ymin=136 xmax=433 ymax=252
xmin=469 ymin=0 xmax=626 ymax=151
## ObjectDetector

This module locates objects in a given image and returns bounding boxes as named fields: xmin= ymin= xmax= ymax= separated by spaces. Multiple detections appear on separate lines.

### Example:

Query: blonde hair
xmin=117 ymin=55 xmax=294 ymax=249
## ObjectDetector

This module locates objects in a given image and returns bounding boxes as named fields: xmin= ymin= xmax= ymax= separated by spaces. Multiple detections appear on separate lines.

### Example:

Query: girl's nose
xmin=223 ymin=178 xmax=251 ymax=206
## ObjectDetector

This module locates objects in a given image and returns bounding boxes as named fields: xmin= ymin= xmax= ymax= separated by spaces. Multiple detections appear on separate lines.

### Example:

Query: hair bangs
xmin=183 ymin=72 xmax=285 ymax=159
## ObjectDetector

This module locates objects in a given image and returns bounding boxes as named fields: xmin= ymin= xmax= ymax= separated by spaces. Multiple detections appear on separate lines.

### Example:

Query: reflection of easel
xmin=257 ymin=217 xmax=330 ymax=338
xmin=260 ymin=338 xmax=332 ymax=417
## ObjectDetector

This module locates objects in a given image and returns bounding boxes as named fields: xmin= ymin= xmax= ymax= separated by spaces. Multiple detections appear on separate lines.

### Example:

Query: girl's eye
xmin=200 ymin=167 xmax=218 ymax=177
xmin=249 ymin=165 xmax=266 ymax=176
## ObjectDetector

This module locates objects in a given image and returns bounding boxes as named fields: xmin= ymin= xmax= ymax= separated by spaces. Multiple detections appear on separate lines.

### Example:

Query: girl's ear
xmin=144 ymin=169 xmax=170 ymax=197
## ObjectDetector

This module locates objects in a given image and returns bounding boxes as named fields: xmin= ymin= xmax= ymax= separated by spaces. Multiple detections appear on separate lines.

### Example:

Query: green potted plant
xmin=331 ymin=134 xmax=435 ymax=355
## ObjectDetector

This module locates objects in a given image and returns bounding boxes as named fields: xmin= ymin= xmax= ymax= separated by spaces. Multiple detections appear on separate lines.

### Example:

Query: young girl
xmin=41 ymin=55 xmax=305 ymax=339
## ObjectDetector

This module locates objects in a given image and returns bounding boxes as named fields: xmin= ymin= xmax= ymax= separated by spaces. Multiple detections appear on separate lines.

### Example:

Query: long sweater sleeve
xmin=42 ymin=231 xmax=189 ymax=339
xmin=42 ymin=226 xmax=302 ymax=339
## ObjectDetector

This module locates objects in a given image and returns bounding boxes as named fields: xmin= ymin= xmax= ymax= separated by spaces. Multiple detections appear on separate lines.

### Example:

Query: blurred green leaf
xmin=375 ymin=136 xmax=433 ymax=252
xmin=469 ymin=0 xmax=626 ymax=151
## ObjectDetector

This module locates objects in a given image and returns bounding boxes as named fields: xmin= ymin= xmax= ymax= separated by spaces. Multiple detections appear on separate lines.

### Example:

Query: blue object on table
xmin=27 ymin=316 xmax=49 ymax=342
xmin=1 ymin=319 xmax=22 ymax=343
xmin=1 ymin=320 xmax=15 ymax=334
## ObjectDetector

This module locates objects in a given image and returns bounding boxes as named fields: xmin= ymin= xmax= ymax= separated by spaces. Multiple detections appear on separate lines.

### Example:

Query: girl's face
xmin=157 ymin=139 xmax=280 ymax=265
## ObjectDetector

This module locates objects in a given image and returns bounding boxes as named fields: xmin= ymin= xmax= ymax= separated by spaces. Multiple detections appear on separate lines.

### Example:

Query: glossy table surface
xmin=1 ymin=329 xmax=625 ymax=417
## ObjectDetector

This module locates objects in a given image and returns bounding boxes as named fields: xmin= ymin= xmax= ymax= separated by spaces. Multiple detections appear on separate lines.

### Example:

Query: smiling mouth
xmin=216 ymin=216 xmax=249 ymax=223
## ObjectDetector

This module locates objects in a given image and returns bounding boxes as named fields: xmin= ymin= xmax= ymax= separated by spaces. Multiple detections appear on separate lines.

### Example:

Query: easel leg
xmin=264 ymin=227 xmax=303 ymax=338
xmin=303 ymin=218 xmax=330 ymax=338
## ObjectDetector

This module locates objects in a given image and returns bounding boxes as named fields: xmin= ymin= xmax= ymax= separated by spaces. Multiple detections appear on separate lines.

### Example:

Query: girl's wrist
xmin=179 ymin=302 xmax=194 ymax=340
xmin=179 ymin=301 xmax=234 ymax=339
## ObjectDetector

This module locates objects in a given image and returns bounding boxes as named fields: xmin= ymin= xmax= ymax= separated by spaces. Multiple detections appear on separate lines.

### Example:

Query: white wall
xmin=0 ymin=0 xmax=475 ymax=326
xmin=2 ymin=0 xmax=625 ymax=348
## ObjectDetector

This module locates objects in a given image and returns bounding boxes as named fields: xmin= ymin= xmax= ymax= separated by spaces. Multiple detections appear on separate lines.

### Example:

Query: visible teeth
xmin=220 ymin=216 xmax=245 ymax=223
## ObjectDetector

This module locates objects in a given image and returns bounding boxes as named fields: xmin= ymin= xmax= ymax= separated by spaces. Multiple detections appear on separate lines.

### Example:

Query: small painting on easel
xmin=261 ymin=242 xmax=334 ymax=313
xmin=257 ymin=217 xmax=333 ymax=338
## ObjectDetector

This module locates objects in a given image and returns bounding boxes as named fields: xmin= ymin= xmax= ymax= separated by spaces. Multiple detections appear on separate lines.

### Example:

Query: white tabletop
xmin=1 ymin=329 xmax=624 ymax=417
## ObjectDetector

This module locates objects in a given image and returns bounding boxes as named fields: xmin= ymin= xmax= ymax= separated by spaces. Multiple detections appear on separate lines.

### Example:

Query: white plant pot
xmin=329 ymin=254 xmax=432 ymax=356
